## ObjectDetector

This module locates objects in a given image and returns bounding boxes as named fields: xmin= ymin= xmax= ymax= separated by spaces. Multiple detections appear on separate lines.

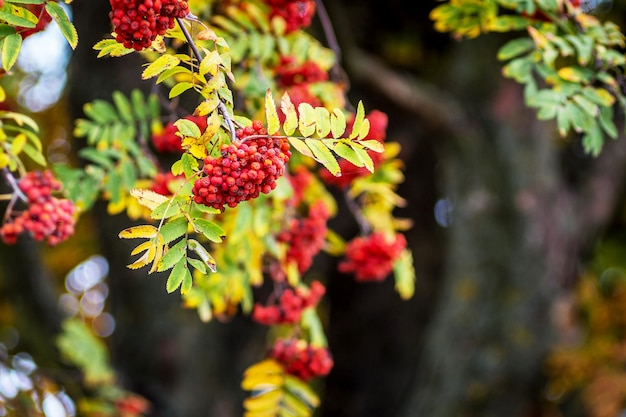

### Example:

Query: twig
xmin=315 ymin=0 xmax=346 ymax=84
xmin=176 ymin=17 xmax=237 ymax=142
xmin=1 ymin=168 xmax=27 ymax=224
xmin=344 ymin=190 xmax=371 ymax=235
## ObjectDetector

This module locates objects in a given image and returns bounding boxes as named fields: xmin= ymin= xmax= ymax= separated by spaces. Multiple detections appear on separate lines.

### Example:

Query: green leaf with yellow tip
xmin=193 ymin=218 xmax=225 ymax=243
xmin=1 ymin=32 xmax=21 ymax=71
xmin=305 ymin=139 xmax=340 ymax=176
xmin=45 ymin=1 xmax=77 ymax=49
xmin=142 ymin=54 xmax=181 ymax=80
xmin=349 ymin=101 xmax=366 ymax=140
xmin=265 ymin=90 xmax=280 ymax=135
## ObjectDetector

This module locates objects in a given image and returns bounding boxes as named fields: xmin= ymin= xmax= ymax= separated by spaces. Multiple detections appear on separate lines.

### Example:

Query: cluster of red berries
xmin=269 ymin=338 xmax=333 ymax=381
xmin=252 ymin=280 xmax=325 ymax=325
xmin=0 ymin=171 xmax=76 ymax=246
xmin=275 ymin=200 xmax=330 ymax=277
xmin=338 ymin=232 xmax=407 ymax=282
xmin=15 ymin=3 xmax=53 ymax=39
xmin=266 ymin=0 xmax=316 ymax=33
xmin=319 ymin=110 xmax=388 ymax=188
xmin=150 ymin=171 xmax=184 ymax=196
xmin=109 ymin=0 xmax=190 ymax=51
xmin=191 ymin=120 xmax=291 ymax=211
xmin=275 ymin=56 xmax=328 ymax=88
xmin=151 ymin=115 xmax=207 ymax=154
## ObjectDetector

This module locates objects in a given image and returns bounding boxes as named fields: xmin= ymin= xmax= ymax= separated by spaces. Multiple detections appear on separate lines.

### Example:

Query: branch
xmin=176 ymin=17 xmax=237 ymax=142
xmin=345 ymin=49 xmax=469 ymax=137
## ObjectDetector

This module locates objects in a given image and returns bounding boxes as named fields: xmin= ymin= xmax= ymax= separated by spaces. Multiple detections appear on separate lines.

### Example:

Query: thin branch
xmin=345 ymin=49 xmax=470 ymax=137
xmin=176 ymin=17 xmax=237 ymax=142
xmin=315 ymin=0 xmax=346 ymax=84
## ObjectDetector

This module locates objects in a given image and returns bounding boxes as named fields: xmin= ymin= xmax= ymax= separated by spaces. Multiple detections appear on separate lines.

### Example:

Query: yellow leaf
xmin=130 ymin=188 xmax=169 ymax=210
xmin=243 ymin=389 xmax=282 ymax=412
xmin=242 ymin=359 xmax=285 ymax=390
xmin=265 ymin=89 xmax=280 ymax=135
xmin=196 ymin=28 xmax=217 ymax=41
xmin=203 ymin=110 xmax=221 ymax=139
xmin=127 ymin=244 xmax=156 ymax=269
xmin=281 ymin=93 xmax=298 ymax=136
xmin=119 ymin=225 xmax=158 ymax=239
xmin=131 ymin=240 xmax=153 ymax=256
xmin=10 ymin=133 xmax=26 ymax=155
xmin=0 ymin=152 xmax=9 ymax=168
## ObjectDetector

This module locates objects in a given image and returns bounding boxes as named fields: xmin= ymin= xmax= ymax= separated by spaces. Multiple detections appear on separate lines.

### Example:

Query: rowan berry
xmin=268 ymin=338 xmax=333 ymax=380
xmin=338 ymin=232 xmax=407 ymax=282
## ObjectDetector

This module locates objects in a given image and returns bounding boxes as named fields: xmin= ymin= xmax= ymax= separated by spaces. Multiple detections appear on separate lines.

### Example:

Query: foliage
xmin=431 ymin=0 xmax=626 ymax=155
xmin=0 ymin=0 xmax=415 ymax=415
xmin=2 ymin=0 xmax=626 ymax=415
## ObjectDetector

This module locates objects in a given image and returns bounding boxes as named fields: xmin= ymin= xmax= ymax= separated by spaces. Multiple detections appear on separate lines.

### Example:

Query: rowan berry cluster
xmin=151 ymin=115 xmax=207 ymax=154
xmin=266 ymin=0 xmax=316 ymax=33
xmin=109 ymin=0 xmax=190 ymax=51
xmin=319 ymin=110 xmax=388 ymax=188
xmin=269 ymin=337 xmax=333 ymax=381
xmin=275 ymin=56 xmax=328 ymax=88
xmin=16 ymin=3 xmax=53 ymax=39
xmin=191 ymin=120 xmax=291 ymax=211
xmin=338 ymin=232 xmax=407 ymax=282
xmin=275 ymin=200 xmax=330 ymax=277
xmin=1 ymin=171 xmax=76 ymax=246
xmin=252 ymin=280 xmax=325 ymax=325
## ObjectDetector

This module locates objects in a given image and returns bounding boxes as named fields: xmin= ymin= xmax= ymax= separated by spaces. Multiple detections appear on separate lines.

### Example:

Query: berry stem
xmin=176 ymin=17 xmax=237 ymax=142
xmin=1 ymin=168 xmax=27 ymax=203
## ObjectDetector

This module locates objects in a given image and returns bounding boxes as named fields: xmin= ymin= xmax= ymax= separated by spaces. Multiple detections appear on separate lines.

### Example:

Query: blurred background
xmin=3 ymin=1 xmax=626 ymax=416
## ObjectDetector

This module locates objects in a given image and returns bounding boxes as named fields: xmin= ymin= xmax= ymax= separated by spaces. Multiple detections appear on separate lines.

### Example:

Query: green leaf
xmin=315 ymin=107 xmax=331 ymax=138
xmin=112 ymin=91 xmax=133 ymax=122
xmin=187 ymin=239 xmax=217 ymax=272
xmin=333 ymin=142 xmax=364 ymax=167
xmin=22 ymin=143 xmax=46 ymax=166
xmin=79 ymin=148 xmax=114 ymax=169
xmin=557 ymin=66 xmax=593 ymax=83
xmin=1 ymin=32 xmax=21 ymax=71
xmin=175 ymin=118 xmax=201 ymax=138
xmin=288 ymin=137 xmax=314 ymax=159
xmin=599 ymin=105 xmax=617 ymax=139
xmin=193 ymin=218 xmax=225 ymax=243
xmin=330 ymin=109 xmax=346 ymax=139
xmin=298 ymin=103 xmax=316 ymax=137
xmin=142 ymin=54 xmax=181 ymax=79
xmin=181 ymin=153 xmax=199 ymax=178
xmin=45 ymin=1 xmax=77 ymax=49
xmin=159 ymin=216 xmax=189 ymax=244
xmin=151 ymin=198 xmax=183 ymax=219
xmin=166 ymin=259 xmax=190 ymax=293
xmin=350 ymin=101 xmax=366 ymax=140
xmin=188 ymin=257 xmax=207 ymax=274
xmin=169 ymin=81 xmax=195 ymax=98
xmin=306 ymin=139 xmax=340 ymax=176
xmin=497 ymin=37 xmax=534 ymax=61
xmin=158 ymin=238 xmax=187 ymax=272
